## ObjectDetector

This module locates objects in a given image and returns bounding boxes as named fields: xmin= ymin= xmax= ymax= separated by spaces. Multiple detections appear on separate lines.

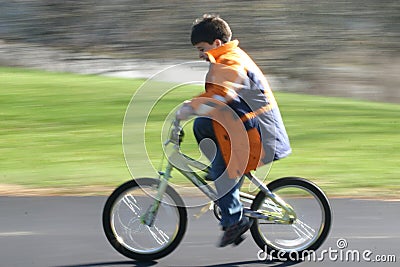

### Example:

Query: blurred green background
xmin=0 ymin=1 xmax=399 ymax=197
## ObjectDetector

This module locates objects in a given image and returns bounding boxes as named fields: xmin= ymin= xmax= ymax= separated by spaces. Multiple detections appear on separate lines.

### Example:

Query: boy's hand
xmin=176 ymin=101 xmax=194 ymax=120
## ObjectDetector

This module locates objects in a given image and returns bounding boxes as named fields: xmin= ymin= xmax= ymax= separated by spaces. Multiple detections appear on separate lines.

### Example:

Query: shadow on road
xmin=194 ymin=259 xmax=302 ymax=267
xmin=55 ymin=260 xmax=157 ymax=267
xmin=55 ymin=259 xmax=302 ymax=267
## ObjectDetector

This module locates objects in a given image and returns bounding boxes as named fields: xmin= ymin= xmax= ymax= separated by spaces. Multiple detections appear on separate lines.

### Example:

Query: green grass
xmin=1 ymin=67 xmax=399 ymax=197
xmin=0 ymin=67 xmax=140 ymax=188
xmin=269 ymin=93 xmax=400 ymax=197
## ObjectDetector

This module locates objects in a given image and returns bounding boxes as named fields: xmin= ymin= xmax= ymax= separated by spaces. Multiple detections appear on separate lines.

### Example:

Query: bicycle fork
xmin=140 ymin=164 xmax=173 ymax=227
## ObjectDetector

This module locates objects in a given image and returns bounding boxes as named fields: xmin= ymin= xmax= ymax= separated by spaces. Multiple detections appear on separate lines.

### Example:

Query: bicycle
xmin=102 ymin=119 xmax=332 ymax=261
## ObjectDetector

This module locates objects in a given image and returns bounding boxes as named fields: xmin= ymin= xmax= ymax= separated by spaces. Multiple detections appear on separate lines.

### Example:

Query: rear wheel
xmin=250 ymin=177 xmax=332 ymax=260
xmin=102 ymin=178 xmax=187 ymax=261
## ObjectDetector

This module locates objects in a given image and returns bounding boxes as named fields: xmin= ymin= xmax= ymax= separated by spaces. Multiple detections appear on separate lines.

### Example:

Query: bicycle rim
xmin=109 ymin=183 xmax=182 ymax=255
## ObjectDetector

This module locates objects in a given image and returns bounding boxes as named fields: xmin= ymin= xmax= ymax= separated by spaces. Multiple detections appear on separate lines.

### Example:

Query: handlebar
xmin=166 ymin=119 xmax=184 ymax=146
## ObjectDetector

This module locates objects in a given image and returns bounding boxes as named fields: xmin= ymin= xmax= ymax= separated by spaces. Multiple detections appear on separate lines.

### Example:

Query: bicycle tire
xmin=102 ymin=178 xmax=187 ymax=261
xmin=250 ymin=177 xmax=332 ymax=260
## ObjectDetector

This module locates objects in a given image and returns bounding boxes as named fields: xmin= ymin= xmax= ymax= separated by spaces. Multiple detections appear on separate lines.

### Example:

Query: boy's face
xmin=194 ymin=39 xmax=223 ymax=61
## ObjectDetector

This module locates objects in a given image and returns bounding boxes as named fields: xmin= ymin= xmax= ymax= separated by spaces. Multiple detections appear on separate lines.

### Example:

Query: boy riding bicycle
xmin=176 ymin=14 xmax=291 ymax=247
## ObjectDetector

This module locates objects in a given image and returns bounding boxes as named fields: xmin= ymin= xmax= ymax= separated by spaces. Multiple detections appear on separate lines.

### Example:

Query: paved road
xmin=0 ymin=196 xmax=399 ymax=267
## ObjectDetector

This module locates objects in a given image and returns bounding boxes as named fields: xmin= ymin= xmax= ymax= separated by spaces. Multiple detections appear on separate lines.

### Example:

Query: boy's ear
xmin=213 ymin=39 xmax=223 ymax=47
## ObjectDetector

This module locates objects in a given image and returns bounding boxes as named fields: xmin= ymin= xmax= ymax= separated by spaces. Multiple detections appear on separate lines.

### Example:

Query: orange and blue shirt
xmin=190 ymin=40 xmax=291 ymax=178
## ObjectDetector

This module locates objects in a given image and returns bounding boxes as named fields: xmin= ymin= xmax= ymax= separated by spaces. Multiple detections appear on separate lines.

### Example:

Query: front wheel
xmin=102 ymin=178 xmax=187 ymax=261
xmin=250 ymin=177 xmax=332 ymax=260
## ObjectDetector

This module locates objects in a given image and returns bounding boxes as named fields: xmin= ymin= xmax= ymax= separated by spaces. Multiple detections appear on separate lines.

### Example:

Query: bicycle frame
xmin=141 ymin=120 xmax=296 ymax=227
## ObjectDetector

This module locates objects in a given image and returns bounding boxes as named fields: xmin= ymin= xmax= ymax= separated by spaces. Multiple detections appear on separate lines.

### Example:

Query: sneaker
xmin=218 ymin=216 xmax=252 ymax=247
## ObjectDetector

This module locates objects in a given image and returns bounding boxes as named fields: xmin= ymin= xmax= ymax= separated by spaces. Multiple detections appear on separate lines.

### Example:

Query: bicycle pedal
xmin=233 ymin=234 xmax=246 ymax=246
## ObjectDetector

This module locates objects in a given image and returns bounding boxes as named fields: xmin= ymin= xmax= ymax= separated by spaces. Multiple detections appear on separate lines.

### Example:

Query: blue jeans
xmin=193 ymin=117 xmax=243 ymax=228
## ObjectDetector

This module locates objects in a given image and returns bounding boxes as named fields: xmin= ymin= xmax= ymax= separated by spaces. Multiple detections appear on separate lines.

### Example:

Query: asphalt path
xmin=0 ymin=196 xmax=399 ymax=267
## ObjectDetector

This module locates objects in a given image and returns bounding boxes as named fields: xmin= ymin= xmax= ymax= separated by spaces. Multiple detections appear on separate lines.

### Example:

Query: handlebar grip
xmin=178 ymin=129 xmax=185 ymax=144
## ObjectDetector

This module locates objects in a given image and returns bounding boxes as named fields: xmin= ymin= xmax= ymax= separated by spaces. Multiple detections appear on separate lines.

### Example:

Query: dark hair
xmin=191 ymin=14 xmax=232 ymax=45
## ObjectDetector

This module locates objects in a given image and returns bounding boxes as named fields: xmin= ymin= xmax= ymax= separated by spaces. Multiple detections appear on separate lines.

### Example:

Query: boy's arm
xmin=176 ymin=62 xmax=246 ymax=120
xmin=175 ymin=83 xmax=233 ymax=120
xmin=190 ymin=62 xmax=246 ymax=116
xmin=176 ymin=100 xmax=194 ymax=120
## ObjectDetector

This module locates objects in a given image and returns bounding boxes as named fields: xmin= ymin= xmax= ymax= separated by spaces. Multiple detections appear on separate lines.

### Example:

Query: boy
xmin=176 ymin=14 xmax=291 ymax=247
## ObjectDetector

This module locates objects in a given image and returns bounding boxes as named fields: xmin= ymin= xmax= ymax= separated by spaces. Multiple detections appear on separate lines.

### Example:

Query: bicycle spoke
xmin=293 ymin=219 xmax=316 ymax=238
xmin=122 ymin=195 xmax=141 ymax=216
xmin=263 ymin=198 xmax=283 ymax=214
xmin=147 ymin=225 xmax=170 ymax=246
xmin=292 ymin=223 xmax=313 ymax=241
